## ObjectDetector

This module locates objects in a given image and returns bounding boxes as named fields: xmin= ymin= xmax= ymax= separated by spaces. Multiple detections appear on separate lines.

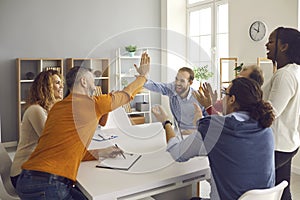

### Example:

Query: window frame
xmin=186 ymin=0 xmax=228 ymax=91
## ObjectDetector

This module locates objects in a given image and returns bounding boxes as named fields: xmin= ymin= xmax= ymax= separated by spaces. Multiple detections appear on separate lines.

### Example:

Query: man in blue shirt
xmin=144 ymin=67 xmax=207 ymax=135
xmin=152 ymin=77 xmax=275 ymax=200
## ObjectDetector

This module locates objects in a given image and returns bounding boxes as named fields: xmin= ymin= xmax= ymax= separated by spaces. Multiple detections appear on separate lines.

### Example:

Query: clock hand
xmin=254 ymin=28 xmax=259 ymax=32
xmin=257 ymin=23 xmax=260 ymax=31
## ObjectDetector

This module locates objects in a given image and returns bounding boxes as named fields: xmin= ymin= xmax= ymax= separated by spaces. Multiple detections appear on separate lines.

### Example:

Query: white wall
xmin=229 ymin=0 xmax=298 ymax=63
xmin=0 ymin=0 xmax=161 ymax=142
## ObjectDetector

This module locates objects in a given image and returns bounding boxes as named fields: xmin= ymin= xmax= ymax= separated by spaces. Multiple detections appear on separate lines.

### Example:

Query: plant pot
xmin=128 ymin=52 xmax=135 ymax=57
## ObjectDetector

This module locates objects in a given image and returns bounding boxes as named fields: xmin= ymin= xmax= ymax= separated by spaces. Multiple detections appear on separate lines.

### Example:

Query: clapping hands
xmin=151 ymin=105 xmax=169 ymax=123
xmin=193 ymin=82 xmax=216 ymax=108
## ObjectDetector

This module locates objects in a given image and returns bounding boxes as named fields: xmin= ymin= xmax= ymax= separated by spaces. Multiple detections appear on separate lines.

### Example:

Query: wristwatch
xmin=162 ymin=120 xmax=172 ymax=129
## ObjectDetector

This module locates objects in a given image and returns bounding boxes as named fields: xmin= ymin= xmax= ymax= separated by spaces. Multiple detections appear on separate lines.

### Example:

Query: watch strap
xmin=162 ymin=120 xmax=172 ymax=129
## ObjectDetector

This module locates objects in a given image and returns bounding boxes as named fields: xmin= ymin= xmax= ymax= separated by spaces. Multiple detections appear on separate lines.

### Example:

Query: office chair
xmin=0 ymin=143 xmax=20 ymax=200
xmin=238 ymin=180 xmax=288 ymax=200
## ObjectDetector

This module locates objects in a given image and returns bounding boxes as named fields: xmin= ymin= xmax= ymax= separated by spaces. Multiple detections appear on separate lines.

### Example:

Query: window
xmin=187 ymin=0 xmax=228 ymax=90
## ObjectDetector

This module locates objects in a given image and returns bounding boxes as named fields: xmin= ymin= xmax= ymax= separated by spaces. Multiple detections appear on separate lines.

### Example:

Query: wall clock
xmin=249 ymin=21 xmax=266 ymax=41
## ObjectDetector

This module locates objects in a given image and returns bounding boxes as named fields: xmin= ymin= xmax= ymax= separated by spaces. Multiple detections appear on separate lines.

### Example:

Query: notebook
xmin=96 ymin=154 xmax=142 ymax=170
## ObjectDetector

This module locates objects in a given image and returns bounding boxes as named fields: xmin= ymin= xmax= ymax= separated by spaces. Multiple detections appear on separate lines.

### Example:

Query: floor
xmin=6 ymin=147 xmax=300 ymax=199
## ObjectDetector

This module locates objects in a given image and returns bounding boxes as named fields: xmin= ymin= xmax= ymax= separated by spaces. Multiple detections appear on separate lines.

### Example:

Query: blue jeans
xmin=16 ymin=170 xmax=87 ymax=200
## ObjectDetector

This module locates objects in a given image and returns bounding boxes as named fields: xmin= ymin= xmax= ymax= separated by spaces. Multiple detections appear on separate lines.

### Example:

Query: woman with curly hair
xmin=153 ymin=77 xmax=275 ymax=200
xmin=10 ymin=69 xmax=63 ymax=187
xmin=263 ymin=27 xmax=300 ymax=200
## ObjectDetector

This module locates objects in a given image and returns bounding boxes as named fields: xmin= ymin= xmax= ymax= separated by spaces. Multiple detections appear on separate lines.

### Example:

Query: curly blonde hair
xmin=27 ymin=69 xmax=62 ymax=112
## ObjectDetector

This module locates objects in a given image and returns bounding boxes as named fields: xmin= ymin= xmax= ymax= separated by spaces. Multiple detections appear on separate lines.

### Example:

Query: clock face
xmin=249 ymin=21 xmax=266 ymax=41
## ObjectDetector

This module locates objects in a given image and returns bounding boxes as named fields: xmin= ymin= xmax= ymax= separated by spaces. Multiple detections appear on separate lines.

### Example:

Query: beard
xmin=175 ymin=85 xmax=189 ymax=96
xmin=88 ymin=86 xmax=95 ymax=97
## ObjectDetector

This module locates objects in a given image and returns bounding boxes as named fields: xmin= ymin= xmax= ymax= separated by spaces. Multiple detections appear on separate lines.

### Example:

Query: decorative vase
xmin=25 ymin=72 xmax=35 ymax=80
xmin=93 ymin=70 xmax=102 ymax=77
xmin=129 ymin=52 xmax=135 ymax=57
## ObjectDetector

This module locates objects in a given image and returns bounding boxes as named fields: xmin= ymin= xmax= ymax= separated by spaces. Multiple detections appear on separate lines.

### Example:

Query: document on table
xmin=96 ymin=154 xmax=142 ymax=170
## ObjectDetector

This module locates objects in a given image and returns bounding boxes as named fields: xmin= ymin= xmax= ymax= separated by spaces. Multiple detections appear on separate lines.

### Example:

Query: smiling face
xmin=175 ymin=71 xmax=192 ymax=98
xmin=265 ymin=30 xmax=278 ymax=62
xmin=52 ymin=74 xmax=64 ymax=100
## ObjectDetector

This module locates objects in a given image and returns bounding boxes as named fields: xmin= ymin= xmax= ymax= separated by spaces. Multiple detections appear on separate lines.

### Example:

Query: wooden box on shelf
xmin=129 ymin=114 xmax=145 ymax=125
xmin=16 ymin=58 xmax=64 ymax=137
xmin=66 ymin=58 xmax=110 ymax=94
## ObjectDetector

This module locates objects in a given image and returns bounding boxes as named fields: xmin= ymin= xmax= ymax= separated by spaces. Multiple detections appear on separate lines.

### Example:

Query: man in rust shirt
xmin=16 ymin=53 xmax=150 ymax=200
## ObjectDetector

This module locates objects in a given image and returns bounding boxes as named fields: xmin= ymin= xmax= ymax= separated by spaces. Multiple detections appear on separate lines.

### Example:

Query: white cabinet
xmin=116 ymin=48 xmax=151 ymax=124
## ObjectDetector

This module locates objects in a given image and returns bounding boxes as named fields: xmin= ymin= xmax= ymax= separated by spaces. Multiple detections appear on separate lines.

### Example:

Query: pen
xmin=115 ymin=144 xmax=126 ymax=159
xmin=98 ymin=134 xmax=105 ymax=140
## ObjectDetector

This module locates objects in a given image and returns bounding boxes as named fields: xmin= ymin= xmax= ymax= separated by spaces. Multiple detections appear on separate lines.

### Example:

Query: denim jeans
xmin=16 ymin=170 xmax=87 ymax=200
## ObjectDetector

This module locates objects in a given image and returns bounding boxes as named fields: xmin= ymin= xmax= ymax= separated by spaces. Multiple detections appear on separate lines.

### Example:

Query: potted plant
xmin=234 ymin=63 xmax=244 ymax=73
xmin=193 ymin=65 xmax=214 ymax=82
xmin=193 ymin=65 xmax=214 ymax=92
xmin=125 ymin=45 xmax=137 ymax=57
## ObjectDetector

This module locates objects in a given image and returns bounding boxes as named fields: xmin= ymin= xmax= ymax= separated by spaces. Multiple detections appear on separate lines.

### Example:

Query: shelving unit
xmin=66 ymin=58 xmax=110 ymax=94
xmin=16 ymin=58 xmax=64 ymax=136
xmin=219 ymin=57 xmax=238 ymax=94
xmin=116 ymin=48 xmax=151 ymax=124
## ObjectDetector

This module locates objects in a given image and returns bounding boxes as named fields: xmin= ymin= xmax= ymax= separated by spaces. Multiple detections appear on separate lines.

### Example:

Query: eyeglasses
xmin=221 ymin=87 xmax=231 ymax=97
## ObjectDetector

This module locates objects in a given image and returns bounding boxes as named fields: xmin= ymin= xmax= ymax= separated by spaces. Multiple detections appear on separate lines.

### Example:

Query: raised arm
xmin=111 ymin=52 xmax=150 ymax=110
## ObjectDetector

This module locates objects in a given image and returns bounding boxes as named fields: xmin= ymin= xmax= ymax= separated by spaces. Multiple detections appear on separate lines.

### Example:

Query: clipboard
xmin=96 ymin=154 xmax=142 ymax=170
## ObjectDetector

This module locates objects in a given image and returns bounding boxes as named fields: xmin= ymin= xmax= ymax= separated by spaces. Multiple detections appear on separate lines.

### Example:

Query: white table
xmin=76 ymin=110 xmax=210 ymax=200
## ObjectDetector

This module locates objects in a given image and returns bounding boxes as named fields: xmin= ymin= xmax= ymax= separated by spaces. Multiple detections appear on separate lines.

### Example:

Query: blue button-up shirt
xmin=144 ymin=79 xmax=207 ymax=130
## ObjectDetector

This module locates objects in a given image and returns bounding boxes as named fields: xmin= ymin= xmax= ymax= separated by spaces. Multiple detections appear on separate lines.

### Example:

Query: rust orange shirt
xmin=22 ymin=76 xmax=146 ymax=181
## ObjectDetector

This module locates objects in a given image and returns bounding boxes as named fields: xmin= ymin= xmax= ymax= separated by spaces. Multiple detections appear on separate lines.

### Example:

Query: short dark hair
xmin=230 ymin=77 xmax=274 ymax=128
xmin=178 ymin=67 xmax=194 ymax=81
xmin=66 ymin=66 xmax=92 ymax=90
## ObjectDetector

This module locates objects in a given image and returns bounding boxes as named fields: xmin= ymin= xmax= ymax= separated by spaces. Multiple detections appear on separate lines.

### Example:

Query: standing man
xmin=16 ymin=53 xmax=150 ymax=199
xmin=144 ymin=67 xmax=206 ymax=135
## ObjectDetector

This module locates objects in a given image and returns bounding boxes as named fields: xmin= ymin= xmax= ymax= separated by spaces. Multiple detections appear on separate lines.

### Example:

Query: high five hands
xmin=134 ymin=52 xmax=150 ymax=77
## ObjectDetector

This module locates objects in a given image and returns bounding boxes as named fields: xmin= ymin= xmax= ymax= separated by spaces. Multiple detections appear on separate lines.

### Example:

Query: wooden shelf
xmin=16 ymin=58 xmax=64 ymax=137
xmin=66 ymin=58 xmax=110 ymax=94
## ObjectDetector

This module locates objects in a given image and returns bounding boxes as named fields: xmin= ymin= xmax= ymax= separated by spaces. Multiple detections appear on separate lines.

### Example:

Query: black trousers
xmin=275 ymin=148 xmax=299 ymax=200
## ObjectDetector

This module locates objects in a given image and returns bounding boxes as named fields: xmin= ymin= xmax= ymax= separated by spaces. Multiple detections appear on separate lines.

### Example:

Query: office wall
xmin=229 ymin=0 xmax=298 ymax=63
xmin=229 ymin=0 xmax=300 ymax=174
xmin=0 ymin=0 xmax=161 ymax=143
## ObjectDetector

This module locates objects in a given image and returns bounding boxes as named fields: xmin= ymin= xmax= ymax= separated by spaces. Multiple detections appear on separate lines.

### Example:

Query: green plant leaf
xmin=125 ymin=45 xmax=137 ymax=52
xmin=193 ymin=65 xmax=214 ymax=81
xmin=234 ymin=63 xmax=244 ymax=72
